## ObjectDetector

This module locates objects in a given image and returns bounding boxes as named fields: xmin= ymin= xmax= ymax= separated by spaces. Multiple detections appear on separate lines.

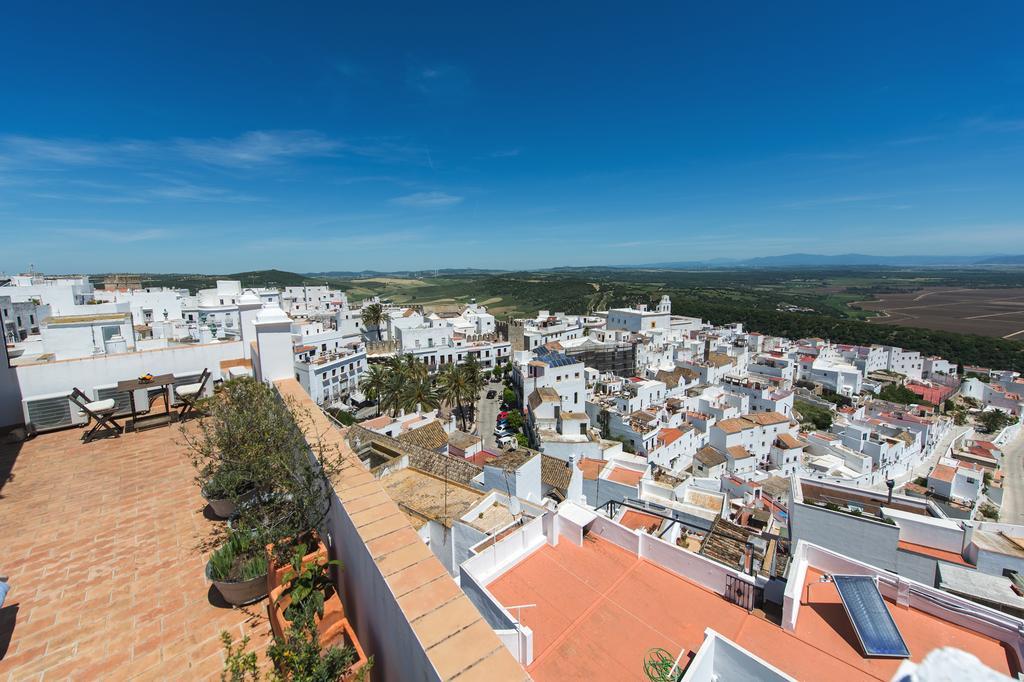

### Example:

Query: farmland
xmin=856 ymin=288 xmax=1024 ymax=339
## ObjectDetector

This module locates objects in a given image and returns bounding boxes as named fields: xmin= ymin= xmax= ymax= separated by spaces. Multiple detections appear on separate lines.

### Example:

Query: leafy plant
xmin=185 ymin=377 xmax=348 ymax=565
xmin=220 ymin=631 xmax=260 ymax=682
xmin=267 ymin=619 xmax=368 ymax=682
xmin=220 ymin=626 xmax=372 ymax=682
xmin=277 ymin=545 xmax=342 ymax=625
xmin=210 ymin=527 xmax=269 ymax=582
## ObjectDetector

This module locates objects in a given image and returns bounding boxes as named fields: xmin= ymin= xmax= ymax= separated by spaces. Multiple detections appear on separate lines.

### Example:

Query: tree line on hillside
xmin=666 ymin=295 xmax=1024 ymax=373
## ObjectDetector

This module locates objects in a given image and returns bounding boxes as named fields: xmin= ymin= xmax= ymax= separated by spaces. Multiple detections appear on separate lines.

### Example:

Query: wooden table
xmin=116 ymin=373 xmax=177 ymax=432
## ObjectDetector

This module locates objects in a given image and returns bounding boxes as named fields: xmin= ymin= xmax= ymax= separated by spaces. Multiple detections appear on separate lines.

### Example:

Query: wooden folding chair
xmin=69 ymin=388 xmax=123 ymax=442
xmin=175 ymin=369 xmax=211 ymax=421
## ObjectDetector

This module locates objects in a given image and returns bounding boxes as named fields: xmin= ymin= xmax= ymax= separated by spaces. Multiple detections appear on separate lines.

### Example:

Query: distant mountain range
xmin=624 ymin=253 xmax=1024 ymax=268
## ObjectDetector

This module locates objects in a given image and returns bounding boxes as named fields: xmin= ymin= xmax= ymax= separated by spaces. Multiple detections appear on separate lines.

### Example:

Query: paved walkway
xmin=998 ymin=432 xmax=1024 ymax=524
xmin=0 ymin=426 xmax=269 ymax=680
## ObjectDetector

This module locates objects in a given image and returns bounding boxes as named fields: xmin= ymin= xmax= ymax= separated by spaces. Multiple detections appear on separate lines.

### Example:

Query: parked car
xmin=496 ymin=435 xmax=518 ymax=449
xmin=497 ymin=411 xmax=510 ymax=420
xmin=486 ymin=390 xmax=497 ymax=399
xmin=494 ymin=427 xmax=514 ymax=438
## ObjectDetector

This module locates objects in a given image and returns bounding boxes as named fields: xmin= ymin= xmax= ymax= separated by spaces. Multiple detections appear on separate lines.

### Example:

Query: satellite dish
xmin=509 ymin=497 xmax=522 ymax=516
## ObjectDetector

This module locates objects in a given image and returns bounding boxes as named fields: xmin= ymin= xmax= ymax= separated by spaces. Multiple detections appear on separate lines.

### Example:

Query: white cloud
xmin=50 ymin=227 xmax=169 ymax=243
xmin=177 ymin=130 xmax=343 ymax=167
xmin=966 ymin=117 xmax=1024 ymax=133
xmin=390 ymin=191 xmax=463 ymax=207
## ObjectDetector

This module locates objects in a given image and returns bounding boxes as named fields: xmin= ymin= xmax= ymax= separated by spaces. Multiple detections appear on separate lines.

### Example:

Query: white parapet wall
xmin=14 ymin=340 xmax=243 ymax=400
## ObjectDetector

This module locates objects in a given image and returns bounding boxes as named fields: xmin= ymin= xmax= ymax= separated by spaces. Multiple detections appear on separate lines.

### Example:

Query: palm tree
xmin=460 ymin=356 xmax=486 ymax=424
xmin=438 ymin=363 xmax=471 ymax=431
xmin=360 ymin=303 xmax=390 ymax=342
xmin=399 ymin=353 xmax=429 ymax=383
xmin=380 ymin=368 xmax=407 ymax=417
xmin=404 ymin=375 xmax=440 ymax=413
xmin=358 ymin=364 xmax=388 ymax=416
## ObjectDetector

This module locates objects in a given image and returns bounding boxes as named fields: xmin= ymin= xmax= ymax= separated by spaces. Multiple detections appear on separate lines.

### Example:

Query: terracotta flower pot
xmin=268 ymin=595 xmax=365 ymax=681
xmin=267 ymin=583 xmax=345 ymax=641
xmin=266 ymin=539 xmax=328 ymax=593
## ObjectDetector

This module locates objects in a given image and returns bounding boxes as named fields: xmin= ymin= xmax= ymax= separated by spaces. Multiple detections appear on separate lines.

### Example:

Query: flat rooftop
xmin=486 ymin=533 xmax=1015 ymax=681
xmin=0 ymin=426 xmax=270 ymax=679
xmin=378 ymin=466 xmax=483 ymax=529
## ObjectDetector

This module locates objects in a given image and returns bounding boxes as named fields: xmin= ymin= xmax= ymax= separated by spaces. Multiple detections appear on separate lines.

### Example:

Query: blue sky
xmin=1 ymin=2 xmax=1023 ymax=273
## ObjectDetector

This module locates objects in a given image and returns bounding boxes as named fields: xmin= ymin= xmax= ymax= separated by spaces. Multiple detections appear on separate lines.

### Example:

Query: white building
xmin=605 ymin=296 xmax=673 ymax=333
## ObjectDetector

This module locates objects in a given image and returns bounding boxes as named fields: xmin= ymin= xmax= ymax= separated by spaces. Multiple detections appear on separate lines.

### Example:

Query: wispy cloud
xmin=965 ymin=117 xmax=1024 ymax=133
xmin=50 ymin=227 xmax=170 ymax=243
xmin=390 ymin=191 xmax=463 ymax=207
xmin=0 ymin=135 xmax=150 ymax=166
xmin=490 ymin=149 xmax=521 ymax=158
xmin=788 ymin=151 xmax=866 ymax=161
xmin=781 ymin=193 xmax=896 ymax=209
xmin=888 ymin=135 xmax=941 ymax=146
xmin=177 ymin=130 xmax=342 ymax=167
xmin=407 ymin=64 xmax=470 ymax=96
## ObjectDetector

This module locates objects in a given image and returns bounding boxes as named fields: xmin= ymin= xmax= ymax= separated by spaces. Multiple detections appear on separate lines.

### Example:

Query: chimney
xmin=237 ymin=290 xmax=262 ymax=359
xmin=254 ymin=305 xmax=294 ymax=384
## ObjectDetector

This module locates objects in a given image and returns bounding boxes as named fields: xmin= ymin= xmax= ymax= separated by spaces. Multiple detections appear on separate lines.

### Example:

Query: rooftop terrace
xmin=0 ymin=427 xmax=270 ymax=679
xmin=481 ymin=511 xmax=1018 ymax=681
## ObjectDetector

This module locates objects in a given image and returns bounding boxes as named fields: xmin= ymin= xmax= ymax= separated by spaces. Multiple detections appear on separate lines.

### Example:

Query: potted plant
xmin=266 ymin=531 xmax=327 ymax=592
xmin=268 ymin=545 xmax=345 ymax=641
xmin=207 ymin=526 xmax=270 ymax=606
xmin=200 ymin=463 xmax=256 ymax=519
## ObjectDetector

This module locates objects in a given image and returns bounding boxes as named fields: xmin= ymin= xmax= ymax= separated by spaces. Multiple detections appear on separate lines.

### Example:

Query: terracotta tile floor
xmin=0 ymin=425 xmax=270 ymax=681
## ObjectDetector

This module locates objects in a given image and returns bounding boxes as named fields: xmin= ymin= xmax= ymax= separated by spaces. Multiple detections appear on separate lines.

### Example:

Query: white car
xmin=496 ymin=435 xmax=518 ymax=449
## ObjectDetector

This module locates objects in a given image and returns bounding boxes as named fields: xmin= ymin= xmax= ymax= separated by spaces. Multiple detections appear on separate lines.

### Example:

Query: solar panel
xmin=831 ymin=575 xmax=910 ymax=658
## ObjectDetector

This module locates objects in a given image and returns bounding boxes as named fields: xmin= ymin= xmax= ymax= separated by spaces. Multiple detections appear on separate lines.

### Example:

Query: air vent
xmin=24 ymin=393 xmax=77 ymax=431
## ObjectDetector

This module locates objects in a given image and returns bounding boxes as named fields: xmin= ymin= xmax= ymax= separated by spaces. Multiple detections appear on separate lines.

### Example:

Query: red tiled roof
xmin=607 ymin=466 xmax=644 ymax=487
xmin=929 ymin=464 xmax=957 ymax=483
xmin=657 ymin=427 xmax=685 ymax=446
xmin=897 ymin=540 xmax=971 ymax=566
xmin=618 ymin=510 xmax=661 ymax=533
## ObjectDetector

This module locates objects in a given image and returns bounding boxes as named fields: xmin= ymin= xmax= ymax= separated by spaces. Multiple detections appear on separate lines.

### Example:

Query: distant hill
xmin=627 ymin=253 xmax=1022 ymax=269
xmin=305 ymin=268 xmax=506 ymax=278
xmin=976 ymin=255 xmax=1024 ymax=265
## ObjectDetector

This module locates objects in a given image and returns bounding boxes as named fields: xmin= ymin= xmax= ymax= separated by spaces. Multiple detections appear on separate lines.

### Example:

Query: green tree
xmin=438 ymin=363 xmax=472 ymax=431
xmin=358 ymin=364 xmax=388 ymax=416
xmin=504 ymin=409 xmax=524 ymax=432
xmin=403 ymin=374 xmax=440 ymax=412
xmin=360 ymin=303 xmax=390 ymax=342
xmin=979 ymin=409 xmax=1015 ymax=434
xmin=878 ymin=383 xmax=924 ymax=405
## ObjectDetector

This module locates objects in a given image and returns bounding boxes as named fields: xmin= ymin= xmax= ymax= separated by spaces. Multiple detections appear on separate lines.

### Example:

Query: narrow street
xmin=998 ymin=432 xmax=1024 ymax=524
xmin=476 ymin=383 xmax=500 ymax=451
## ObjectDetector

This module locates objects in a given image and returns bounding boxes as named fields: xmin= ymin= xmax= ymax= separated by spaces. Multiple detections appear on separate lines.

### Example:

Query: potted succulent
xmin=206 ymin=526 xmax=270 ymax=606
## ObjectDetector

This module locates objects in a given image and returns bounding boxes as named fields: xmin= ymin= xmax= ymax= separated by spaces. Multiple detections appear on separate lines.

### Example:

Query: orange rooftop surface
xmin=486 ymin=533 xmax=1016 ymax=682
